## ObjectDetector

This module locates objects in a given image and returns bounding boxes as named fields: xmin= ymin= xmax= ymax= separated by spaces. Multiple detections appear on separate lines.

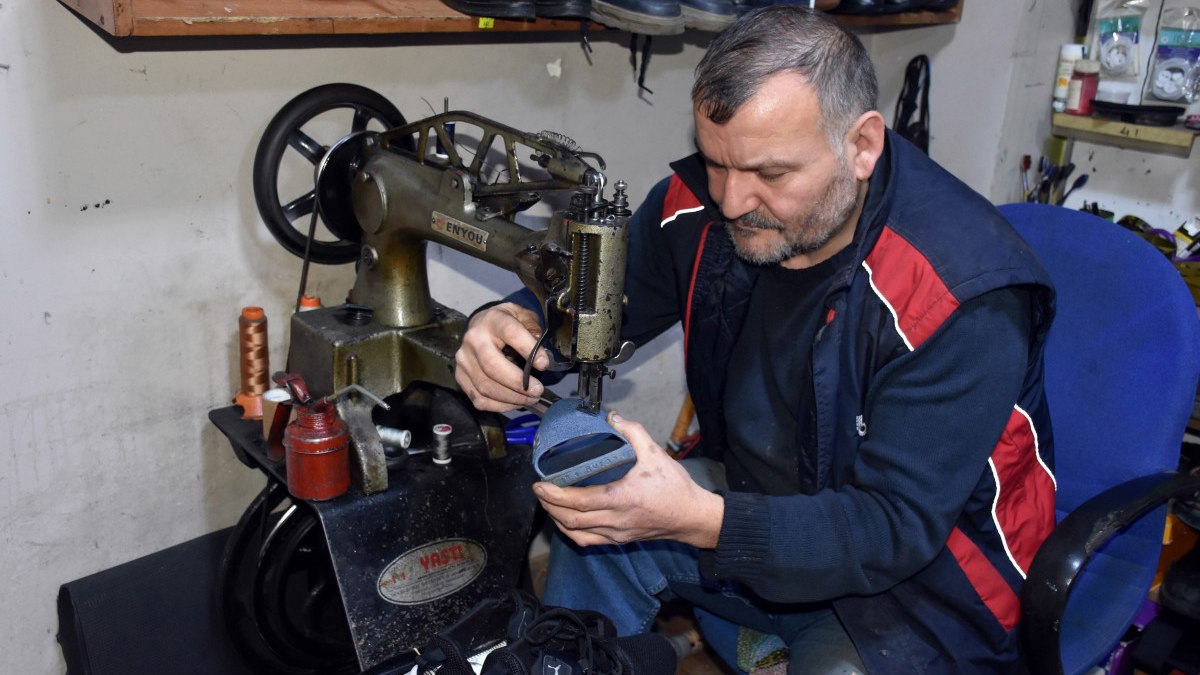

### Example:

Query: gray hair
xmin=692 ymin=6 xmax=879 ymax=149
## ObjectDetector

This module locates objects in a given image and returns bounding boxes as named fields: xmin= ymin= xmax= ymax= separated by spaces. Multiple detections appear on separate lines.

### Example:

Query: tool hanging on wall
xmin=894 ymin=54 xmax=931 ymax=153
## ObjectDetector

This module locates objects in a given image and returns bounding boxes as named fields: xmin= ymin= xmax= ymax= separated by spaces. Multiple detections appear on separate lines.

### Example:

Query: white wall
xmin=0 ymin=1 xmax=1190 ymax=672
xmin=1068 ymin=142 xmax=1200 ymax=228
xmin=865 ymin=1 xmax=1077 ymax=202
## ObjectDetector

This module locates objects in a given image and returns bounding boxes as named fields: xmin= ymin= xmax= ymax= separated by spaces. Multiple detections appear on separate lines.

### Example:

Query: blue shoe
xmin=531 ymin=397 xmax=635 ymax=487
xmin=590 ymin=0 xmax=685 ymax=34
xmin=680 ymin=0 xmax=737 ymax=31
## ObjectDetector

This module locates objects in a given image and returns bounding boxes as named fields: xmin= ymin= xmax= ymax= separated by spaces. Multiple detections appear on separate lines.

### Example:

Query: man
xmin=455 ymin=6 xmax=1057 ymax=673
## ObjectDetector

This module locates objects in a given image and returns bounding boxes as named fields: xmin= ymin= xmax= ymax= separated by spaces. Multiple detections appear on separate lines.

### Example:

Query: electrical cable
xmin=295 ymin=202 xmax=320 ymax=314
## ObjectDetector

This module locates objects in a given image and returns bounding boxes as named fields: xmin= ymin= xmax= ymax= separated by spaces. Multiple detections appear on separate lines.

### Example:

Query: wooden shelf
xmin=57 ymin=0 xmax=962 ymax=38
xmin=1052 ymin=112 xmax=1199 ymax=158
xmin=58 ymin=0 xmax=590 ymax=36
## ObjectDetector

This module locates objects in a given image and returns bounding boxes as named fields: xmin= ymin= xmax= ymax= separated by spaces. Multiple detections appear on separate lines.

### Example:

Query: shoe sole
xmin=590 ymin=0 xmax=685 ymax=34
xmin=680 ymin=5 xmax=735 ymax=31
xmin=445 ymin=0 xmax=538 ymax=19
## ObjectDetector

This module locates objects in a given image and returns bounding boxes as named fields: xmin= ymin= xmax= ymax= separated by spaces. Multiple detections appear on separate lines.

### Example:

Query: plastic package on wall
xmin=1092 ymin=0 xmax=1152 ymax=103
xmin=1143 ymin=6 xmax=1200 ymax=104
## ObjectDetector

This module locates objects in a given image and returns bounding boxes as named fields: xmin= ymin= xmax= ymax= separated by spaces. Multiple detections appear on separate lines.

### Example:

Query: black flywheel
xmin=252 ymin=84 xmax=413 ymax=265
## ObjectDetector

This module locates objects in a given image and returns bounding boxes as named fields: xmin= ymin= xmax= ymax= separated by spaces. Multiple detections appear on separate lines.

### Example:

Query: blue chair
xmin=692 ymin=204 xmax=1200 ymax=675
xmin=1006 ymin=202 xmax=1200 ymax=675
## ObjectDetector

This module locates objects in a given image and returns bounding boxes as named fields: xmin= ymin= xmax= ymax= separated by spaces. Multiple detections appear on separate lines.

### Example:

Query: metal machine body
xmin=214 ymin=87 xmax=635 ymax=673
xmin=305 ymin=111 xmax=635 ymax=494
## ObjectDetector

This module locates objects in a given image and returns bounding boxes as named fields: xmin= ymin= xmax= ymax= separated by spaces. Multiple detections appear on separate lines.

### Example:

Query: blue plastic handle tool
xmin=505 ymin=413 xmax=540 ymax=446
xmin=531 ymin=397 xmax=635 ymax=487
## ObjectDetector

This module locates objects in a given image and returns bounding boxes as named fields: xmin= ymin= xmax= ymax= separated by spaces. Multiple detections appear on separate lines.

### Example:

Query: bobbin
xmin=235 ymin=306 xmax=270 ymax=420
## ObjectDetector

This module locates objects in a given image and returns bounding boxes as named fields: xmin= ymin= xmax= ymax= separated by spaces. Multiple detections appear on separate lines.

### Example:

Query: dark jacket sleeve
xmin=704 ymin=287 xmax=1034 ymax=602
xmin=618 ymin=176 xmax=687 ymax=347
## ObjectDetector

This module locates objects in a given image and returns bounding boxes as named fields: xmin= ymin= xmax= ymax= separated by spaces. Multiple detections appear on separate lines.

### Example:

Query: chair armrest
xmin=1020 ymin=471 xmax=1200 ymax=675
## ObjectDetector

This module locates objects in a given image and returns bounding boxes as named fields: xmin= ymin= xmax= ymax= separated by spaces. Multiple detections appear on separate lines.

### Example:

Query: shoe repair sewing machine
xmin=209 ymin=84 xmax=636 ymax=674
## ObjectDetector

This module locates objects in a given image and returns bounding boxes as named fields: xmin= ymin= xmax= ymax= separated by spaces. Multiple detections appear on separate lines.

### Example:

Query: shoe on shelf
xmin=590 ymin=0 xmax=686 ymax=35
xmin=831 ymin=0 xmax=928 ymax=14
xmin=443 ymin=0 xmax=538 ymax=19
xmin=749 ymin=0 xmax=840 ymax=10
xmin=679 ymin=0 xmax=737 ymax=31
xmin=536 ymin=0 xmax=593 ymax=19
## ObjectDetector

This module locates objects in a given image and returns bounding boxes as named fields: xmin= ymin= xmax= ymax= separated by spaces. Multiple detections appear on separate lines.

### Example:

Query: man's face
xmin=695 ymin=72 xmax=863 ymax=269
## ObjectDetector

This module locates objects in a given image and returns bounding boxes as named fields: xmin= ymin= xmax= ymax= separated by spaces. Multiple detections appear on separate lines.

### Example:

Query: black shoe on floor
xmin=415 ymin=590 xmax=543 ymax=674
xmin=480 ymin=606 xmax=677 ymax=674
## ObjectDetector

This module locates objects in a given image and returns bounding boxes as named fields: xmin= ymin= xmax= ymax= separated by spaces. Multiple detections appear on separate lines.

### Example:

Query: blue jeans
xmin=542 ymin=462 xmax=866 ymax=674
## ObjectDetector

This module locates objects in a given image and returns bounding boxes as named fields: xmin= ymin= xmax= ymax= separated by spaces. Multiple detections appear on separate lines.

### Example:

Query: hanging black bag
xmin=894 ymin=54 xmax=931 ymax=153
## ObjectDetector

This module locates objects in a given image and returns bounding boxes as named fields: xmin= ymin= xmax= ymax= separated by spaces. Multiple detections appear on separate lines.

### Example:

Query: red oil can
xmin=281 ymin=378 xmax=350 ymax=501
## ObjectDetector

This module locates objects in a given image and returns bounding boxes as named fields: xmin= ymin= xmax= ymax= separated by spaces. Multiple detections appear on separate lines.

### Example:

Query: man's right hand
xmin=454 ymin=302 xmax=550 ymax=412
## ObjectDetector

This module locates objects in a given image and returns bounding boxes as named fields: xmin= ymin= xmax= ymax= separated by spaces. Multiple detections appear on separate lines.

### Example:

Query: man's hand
xmin=534 ymin=414 xmax=725 ymax=549
xmin=454 ymin=302 xmax=549 ymax=412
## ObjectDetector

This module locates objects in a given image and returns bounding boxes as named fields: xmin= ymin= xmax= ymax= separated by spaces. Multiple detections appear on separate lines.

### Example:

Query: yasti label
xmin=377 ymin=538 xmax=487 ymax=605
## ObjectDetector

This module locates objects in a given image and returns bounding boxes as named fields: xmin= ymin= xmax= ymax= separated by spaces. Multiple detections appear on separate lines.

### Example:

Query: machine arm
xmin=337 ymin=112 xmax=635 ymax=412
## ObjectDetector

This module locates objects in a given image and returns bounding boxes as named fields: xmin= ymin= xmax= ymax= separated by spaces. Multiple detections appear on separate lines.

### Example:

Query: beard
xmin=725 ymin=160 xmax=860 ymax=266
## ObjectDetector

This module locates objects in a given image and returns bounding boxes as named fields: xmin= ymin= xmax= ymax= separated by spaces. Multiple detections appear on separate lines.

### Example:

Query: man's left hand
xmin=533 ymin=414 xmax=725 ymax=549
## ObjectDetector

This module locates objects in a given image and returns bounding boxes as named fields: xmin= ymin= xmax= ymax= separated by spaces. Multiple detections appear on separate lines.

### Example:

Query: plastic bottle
xmin=1053 ymin=44 xmax=1087 ymax=112
xmin=1065 ymin=59 xmax=1101 ymax=115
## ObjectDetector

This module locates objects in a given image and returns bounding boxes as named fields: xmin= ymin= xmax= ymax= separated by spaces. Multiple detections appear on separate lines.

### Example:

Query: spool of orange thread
xmin=234 ymin=306 xmax=269 ymax=420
